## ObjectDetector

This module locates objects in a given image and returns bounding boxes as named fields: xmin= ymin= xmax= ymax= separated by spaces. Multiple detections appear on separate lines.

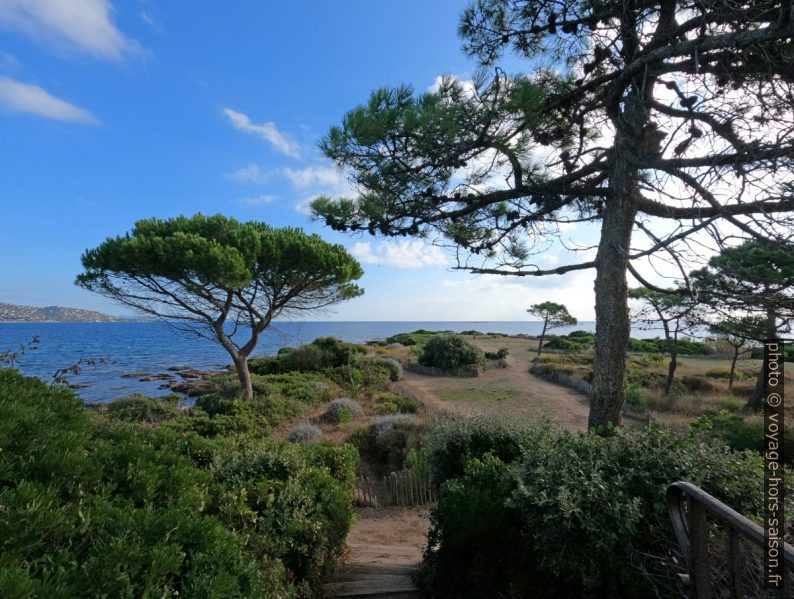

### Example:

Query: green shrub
xmin=374 ymin=357 xmax=403 ymax=381
xmin=705 ymin=367 xmax=745 ymax=380
xmin=386 ymin=332 xmax=418 ymax=346
xmin=375 ymin=392 xmax=422 ymax=415
xmin=424 ymin=413 xmax=554 ymax=484
xmin=484 ymin=347 xmax=509 ymax=360
xmin=0 ymin=368 xmax=357 ymax=598
xmin=419 ymin=334 xmax=484 ymax=372
xmin=691 ymin=412 xmax=794 ymax=461
xmin=0 ymin=369 xmax=270 ymax=598
xmin=288 ymin=421 xmax=323 ymax=444
xmin=325 ymin=398 xmax=364 ymax=423
xmin=249 ymin=336 xmax=366 ymax=375
xmin=349 ymin=416 xmax=423 ymax=476
xmin=624 ymin=383 xmax=647 ymax=408
xmin=719 ymin=396 xmax=746 ymax=413
xmin=419 ymin=416 xmax=767 ymax=598
xmin=105 ymin=393 xmax=185 ymax=423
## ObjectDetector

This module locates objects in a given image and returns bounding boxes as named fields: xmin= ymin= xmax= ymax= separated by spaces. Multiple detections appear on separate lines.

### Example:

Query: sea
xmin=0 ymin=321 xmax=658 ymax=402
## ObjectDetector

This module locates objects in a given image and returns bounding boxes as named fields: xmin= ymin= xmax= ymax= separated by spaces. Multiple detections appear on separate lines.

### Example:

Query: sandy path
xmin=324 ymin=508 xmax=428 ymax=597
xmin=398 ymin=351 xmax=591 ymax=432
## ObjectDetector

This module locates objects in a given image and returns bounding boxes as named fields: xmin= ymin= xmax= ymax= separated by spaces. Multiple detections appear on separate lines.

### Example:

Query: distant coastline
xmin=0 ymin=301 xmax=138 ymax=323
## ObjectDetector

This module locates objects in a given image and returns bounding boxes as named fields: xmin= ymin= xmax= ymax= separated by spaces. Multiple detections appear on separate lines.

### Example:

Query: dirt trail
xmin=399 ymin=352 xmax=591 ymax=432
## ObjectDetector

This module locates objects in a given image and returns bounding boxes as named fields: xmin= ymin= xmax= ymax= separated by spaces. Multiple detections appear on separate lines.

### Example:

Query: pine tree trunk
xmin=589 ymin=166 xmax=637 ymax=432
xmin=537 ymin=321 xmax=549 ymax=356
xmin=233 ymin=355 xmax=254 ymax=400
xmin=663 ymin=321 xmax=676 ymax=396
xmin=728 ymin=346 xmax=740 ymax=392
xmin=746 ymin=309 xmax=777 ymax=409
xmin=664 ymin=347 xmax=678 ymax=396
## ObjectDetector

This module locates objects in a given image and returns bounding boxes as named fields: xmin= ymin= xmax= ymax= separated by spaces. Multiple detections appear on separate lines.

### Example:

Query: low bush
xmin=423 ymin=413 xmax=554 ymax=484
xmin=419 ymin=415 xmax=768 ymax=598
xmin=349 ymin=415 xmax=423 ymax=476
xmin=419 ymin=334 xmax=484 ymax=372
xmin=484 ymin=347 xmax=509 ymax=360
xmin=324 ymin=398 xmax=364 ymax=423
xmin=105 ymin=393 xmax=185 ymax=423
xmin=705 ymin=367 xmax=746 ymax=380
xmin=719 ymin=396 xmax=746 ymax=413
xmin=0 ymin=368 xmax=357 ymax=598
xmin=249 ymin=336 xmax=366 ymax=375
xmin=624 ymin=383 xmax=648 ymax=408
xmin=681 ymin=375 xmax=717 ymax=392
xmin=628 ymin=337 xmax=709 ymax=355
xmin=385 ymin=330 xmax=446 ymax=347
xmin=374 ymin=357 xmax=403 ymax=381
xmin=691 ymin=412 xmax=794 ymax=462
xmin=288 ymin=421 xmax=323 ymax=444
xmin=375 ymin=392 xmax=422 ymax=415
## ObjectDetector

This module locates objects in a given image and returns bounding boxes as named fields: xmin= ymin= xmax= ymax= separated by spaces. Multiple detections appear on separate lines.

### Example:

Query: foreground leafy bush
xmin=0 ymin=368 xmax=357 ymax=598
xmin=419 ymin=414 xmax=769 ymax=598
xmin=419 ymin=334 xmax=484 ymax=372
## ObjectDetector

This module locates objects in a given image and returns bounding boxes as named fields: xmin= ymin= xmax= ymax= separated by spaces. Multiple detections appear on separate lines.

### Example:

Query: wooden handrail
xmin=667 ymin=481 xmax=794 ymax=598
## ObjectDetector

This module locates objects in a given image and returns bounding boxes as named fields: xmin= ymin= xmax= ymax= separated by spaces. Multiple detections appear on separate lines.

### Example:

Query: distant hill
xmin=0 ymin=302 xmax=131 ymax=323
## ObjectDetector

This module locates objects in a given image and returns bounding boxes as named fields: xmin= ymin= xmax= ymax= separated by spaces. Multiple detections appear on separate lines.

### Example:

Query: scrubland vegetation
xmin=2 ymin=327 xmax=790 ymax=597
xmin=0 ymin=368 xmax=356 ymax=598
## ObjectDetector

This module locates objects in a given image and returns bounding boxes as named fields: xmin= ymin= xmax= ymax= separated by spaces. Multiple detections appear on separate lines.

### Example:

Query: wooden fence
xmin=531 ymin=367 xmax=653 ymax=422
xmin=355 ymin=469 xmax=436 ymax=507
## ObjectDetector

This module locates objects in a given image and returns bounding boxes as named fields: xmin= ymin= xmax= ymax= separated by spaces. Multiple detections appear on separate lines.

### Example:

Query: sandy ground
xmin=398 ymin=338 xmax=592 ymax=432
xmin=342 ymin=507 xmax=430 ymax=566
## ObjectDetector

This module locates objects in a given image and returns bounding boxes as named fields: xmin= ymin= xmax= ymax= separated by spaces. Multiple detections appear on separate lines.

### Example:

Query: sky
xmin=0 ymin=0 xmax=610 ymax=321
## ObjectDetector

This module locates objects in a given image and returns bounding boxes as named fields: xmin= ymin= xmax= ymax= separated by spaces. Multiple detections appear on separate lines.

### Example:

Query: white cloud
xmin=0 ymin=76 xmax=97 ymax=123
xmin=277 ymin=163 xmax=356 ymax=215
xmin=238 ymin=194 xmax=276 ymax=206
xmin=0 ymin=0 xmax=137 ymax=60
xmin=282 ymin=165 xmax=344 ymax=189
xmin=222 ymin=108 xmax=301 ymax=158
xmin=351 ymin=240 xmax=449 ymax=269
xmin=224 ymin=163 xmax=267 ymax=184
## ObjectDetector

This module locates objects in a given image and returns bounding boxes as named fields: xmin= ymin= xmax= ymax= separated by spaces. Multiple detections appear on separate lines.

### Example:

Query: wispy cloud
xmin=0 ymin=76 xmax=97 ymax=123
xmin=351 ymin=240 xmax=449 ymax=269
xmin=238 ymin=194 xmax=276 ymax=206
xmin=224 ymin=163 xmax=267 ymax=184
xmin=282 ymin=165 xmax=343 ymax=188
xmin=222 ymin=108 xmax=301 ymax=158
xmin=0 ymin=0 xmax=139 ymax=60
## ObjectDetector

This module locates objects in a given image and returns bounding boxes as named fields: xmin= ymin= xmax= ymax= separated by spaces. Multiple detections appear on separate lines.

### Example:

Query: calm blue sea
xmin=0 ymin=320 xmax=655 ymax=402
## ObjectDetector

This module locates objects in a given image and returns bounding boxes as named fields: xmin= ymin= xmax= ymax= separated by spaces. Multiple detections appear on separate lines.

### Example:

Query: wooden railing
xmin=667 ymin=481 xmax=794 ymax=598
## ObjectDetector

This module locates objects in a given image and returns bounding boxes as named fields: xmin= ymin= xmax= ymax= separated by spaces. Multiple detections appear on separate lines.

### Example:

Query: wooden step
xmin=323 ymin=561 xmax=420 ymax=598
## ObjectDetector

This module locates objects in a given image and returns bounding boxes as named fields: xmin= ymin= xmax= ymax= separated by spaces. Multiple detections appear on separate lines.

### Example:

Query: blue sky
xmin=0 ymin=0 xmax=605 ymax=321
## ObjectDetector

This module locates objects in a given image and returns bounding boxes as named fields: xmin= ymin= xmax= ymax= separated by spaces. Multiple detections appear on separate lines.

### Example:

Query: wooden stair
xmin=322 ymin=544 xmax=421 ymax=598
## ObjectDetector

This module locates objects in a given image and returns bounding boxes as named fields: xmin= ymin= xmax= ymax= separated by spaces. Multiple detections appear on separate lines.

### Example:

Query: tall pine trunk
xmin=664 ymin=325 xmax=678 ymax=396
xmin=728 ymin=345 xmax=740 ymax=392
xmin=746 ymin=308 xmax=777 ymax=409
xmin=590 ymin=164 xmax=637 ymax=431
xmin=537 ymin=320 xmax=549 ymax=356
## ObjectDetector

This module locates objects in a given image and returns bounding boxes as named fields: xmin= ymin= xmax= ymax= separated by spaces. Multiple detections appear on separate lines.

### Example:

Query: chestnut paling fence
xmin=355 ymin=469 xmax=436 ymax=508
xmin=667 ymin=481 xmax=794 ymax=598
